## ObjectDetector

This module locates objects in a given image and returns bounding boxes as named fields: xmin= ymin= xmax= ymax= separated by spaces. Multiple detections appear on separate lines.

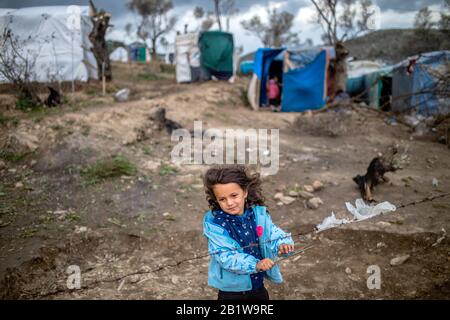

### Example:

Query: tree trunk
xmin=214 ymin=0 xmax=222 ymax=31
xmin=332 ymin=41 xmax=349 ymax=97
xmin=88 ymin=2 xmax=112 ymax=81
xmin=152 ymin=38 xmax=157 ymax=61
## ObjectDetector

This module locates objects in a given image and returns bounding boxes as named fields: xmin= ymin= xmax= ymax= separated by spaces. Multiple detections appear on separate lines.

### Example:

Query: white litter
xmin=345 ymin=198 xmax=396 ymax=221
xmin=316 ymin=212 xmax=350 ymax=232
xmin=316 ymin=198 xmax=396 ymax=232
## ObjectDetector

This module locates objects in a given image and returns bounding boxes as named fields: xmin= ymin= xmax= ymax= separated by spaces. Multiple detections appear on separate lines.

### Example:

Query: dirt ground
xmin=0 ymin=62 xmax=449 ymax=300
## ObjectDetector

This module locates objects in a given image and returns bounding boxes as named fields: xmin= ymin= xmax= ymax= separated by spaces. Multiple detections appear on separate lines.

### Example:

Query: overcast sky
xmin=0 ymin=0 xmax=446 ymax=54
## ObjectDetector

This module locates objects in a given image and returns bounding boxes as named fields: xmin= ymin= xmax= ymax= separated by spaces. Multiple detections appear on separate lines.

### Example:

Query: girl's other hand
xmin=256 ymin=258 xmax=274 ymax=271
xmin=278 ymin=244 xmax=294 ymax=255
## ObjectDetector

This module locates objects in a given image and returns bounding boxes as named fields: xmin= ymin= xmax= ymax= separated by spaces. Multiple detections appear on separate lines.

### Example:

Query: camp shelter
xmin=110 ymin=47 xmax=128 ymax=63
xmin=239 ymin=61 xmax=254 ymax=75
xmin=346 ymin=60 xmax=393 ymax=109
xmin=175 ymin=31 xmax=235 ymax=83
xmin=128 ymin=42 xmax=148 ymax=63
xmin=391 ymin=51 xmax=450 ymax=116
xmin=0 ymin=6 xmax=97 ymax=83
xmin=247 ymin=46 xmax=335 ymax=112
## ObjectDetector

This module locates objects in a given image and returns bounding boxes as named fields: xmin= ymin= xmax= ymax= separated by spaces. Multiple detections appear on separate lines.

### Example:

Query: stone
xmin=390 ymin=254 xmax=410 ymax=266
xmin=280 ymin=196 xmax=296 ymax=205
xmin=307 ymin=197 xmax=323 ymax=209
xmin=312 ymin=180 xmax=324 ymax=191
xmin=345 ymin=267 xmax=352 ymax=274
xmin=274 ymin=192 xmax=284 ymax=200
xmin=288 ymin=190 xmax=299 ymax=197
xmin=303 ymin=185 xmax=314 ymax=193
xmin=15 ymin=182 xmax=24 ymax=189
xmin=298 ymin=191 xmax=315 ymax=199
xmin=171 ymin=275 xmax=179 ymax=284
xmin=377 ymin=242 xmax=387 ymax=249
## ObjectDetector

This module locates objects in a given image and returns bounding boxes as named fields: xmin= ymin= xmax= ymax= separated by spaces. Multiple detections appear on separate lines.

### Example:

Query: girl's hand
xmin=256 ymin=258 xmax=274 ymax=271
xmin=278 ymin=244 xmax=294 ymax=255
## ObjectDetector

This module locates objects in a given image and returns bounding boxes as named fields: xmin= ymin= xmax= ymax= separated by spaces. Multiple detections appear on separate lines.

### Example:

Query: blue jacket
xmin=203 ymin=205 xmax=294 ymax=292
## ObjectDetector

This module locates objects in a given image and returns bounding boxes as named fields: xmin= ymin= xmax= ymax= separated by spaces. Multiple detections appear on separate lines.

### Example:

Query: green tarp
xmin=198 ymin=31 xmax=234 ymax=79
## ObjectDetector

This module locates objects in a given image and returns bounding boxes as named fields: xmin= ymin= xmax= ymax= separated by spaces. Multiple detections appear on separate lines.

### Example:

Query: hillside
xmin=345 ymin=28 xmax=450 ymax=64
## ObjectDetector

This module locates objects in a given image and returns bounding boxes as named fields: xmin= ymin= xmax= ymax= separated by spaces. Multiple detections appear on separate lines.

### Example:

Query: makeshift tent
xmin=175 ymin=31 xmax=235 ymax=83
xmin=391 ymin=51 xmax=450 ymax=116
xmin=346 ymin=61 xmax=393 ymax=109
xmin=128 ymin=42 xmax=148 ymax=62
xmin=0 ymin=6 xmax=97 ymax=83
xmin=110 ymin=47 xmax=128 ymax=63
xmin=247 ymin=47 xmax=335 ymax=112
xmin=239 ymin=61 xmax=254 ymax=75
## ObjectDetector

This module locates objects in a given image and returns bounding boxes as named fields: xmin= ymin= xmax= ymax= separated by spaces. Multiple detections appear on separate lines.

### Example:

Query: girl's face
xmin=212 ymin=183 xmax=248 ymax=216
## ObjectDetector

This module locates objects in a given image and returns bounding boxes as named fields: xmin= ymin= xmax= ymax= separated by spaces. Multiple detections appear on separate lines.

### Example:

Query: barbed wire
xmin=29 ymin=192 xmax=450 ymax=298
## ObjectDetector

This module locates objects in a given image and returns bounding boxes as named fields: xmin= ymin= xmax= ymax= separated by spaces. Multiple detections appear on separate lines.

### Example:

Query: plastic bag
xmin=345 ymin=199 xmax=396 ymax=221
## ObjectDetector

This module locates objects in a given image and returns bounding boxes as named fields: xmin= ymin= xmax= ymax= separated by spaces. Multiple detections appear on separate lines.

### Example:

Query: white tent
xmin=110 ymin=47 xmax=128 ymax=63
xmin=0 ymin=6 xmax=98 ymax=83
xmin=175 ymin=33 xmax=200 ymax=83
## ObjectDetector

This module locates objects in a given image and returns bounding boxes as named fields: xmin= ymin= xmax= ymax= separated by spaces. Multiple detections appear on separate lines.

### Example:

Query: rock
xmin=432 ymin=178 xmax=438 ymax=187
xmin=74 ymin=226 xmax=88 ymax=234
xmin=312 ymin=180 xmax=324 ymax=191
xmin=298 ymin=191 xmax=315 ymax=199
xmin=114 ymin=88 xmax=130 ymax=102
xmin=345 ymin=267 xmax=352 ymax=274
xmin=377 ymin=242 xmax=387 ymax=248
xmin=129 ymin=275 xmax=140 ymax=283
xmin=276 ymin=202 xmax=284 ymax=206
xmin=376 ymin=221 xmax=391 ymax=227
xmin=307 ymin=197 xmax=323 ymax=209
xmin=288 ymin=190 xmax=299 ymax=197
xmin=303 ymin=185 xmax=314 ymax=193
xmin=15 ymin=182 xmax=24 ymax=188
xmin=280 ymin=196 xmax=296 ymax=205
xmin=390 ymin=254 xmax=410 ymax=266
xmin=30 ymin=159 xmax=37 ymax=167
xmin=171 ymin=275 xmax=179 ymax=284
xmin=274 ymin=192 xmax=284 ymax=200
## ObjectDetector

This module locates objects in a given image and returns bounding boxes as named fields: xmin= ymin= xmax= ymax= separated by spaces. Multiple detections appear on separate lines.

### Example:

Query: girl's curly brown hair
xmin=203 ymin=165 xmax=265 ymax=211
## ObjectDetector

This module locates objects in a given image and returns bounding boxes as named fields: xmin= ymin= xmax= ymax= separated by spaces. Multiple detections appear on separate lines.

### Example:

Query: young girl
xmin=266 ymin=76 xmax=281 ymax=112
xmin=203 ymin=165 xmax=294 ymax=300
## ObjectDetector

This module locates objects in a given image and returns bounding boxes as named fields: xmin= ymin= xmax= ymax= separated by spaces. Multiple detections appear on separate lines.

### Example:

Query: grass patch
xmin=0 ymin=150 xmax=28 ymax=163
xmin=159 ymin=164 xmax=178 ymax=176
xmin=82 ymin=155 xmax=137 ymax=185
xmin=137 ymin=73 xmax=163 ymax=81
xmin=160 ymin=64 xmax=175 ymax=74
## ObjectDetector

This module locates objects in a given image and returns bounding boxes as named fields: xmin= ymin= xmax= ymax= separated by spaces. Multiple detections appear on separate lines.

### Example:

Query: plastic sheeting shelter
xmin=392 ymin=51 xmax=450 ymax=116
xmin=175 ymin=31 xmax=234 ymax=83
xmin=110 ymin=47 xmax=128 ymax=63
xmin=346 ymin=61 xmax=393 ymax=109
xmin=128 ymin=42 xmax=147 ymax=62
xmin=0 ymin=6 xmax=97 ymax=83
xmin=247 ymin=47 xmax=335 ymax=112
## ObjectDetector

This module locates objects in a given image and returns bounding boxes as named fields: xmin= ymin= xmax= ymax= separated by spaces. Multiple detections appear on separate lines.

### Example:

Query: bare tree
xmin=193 ymin=6 xmax=215 ymax=31
xmin=0 ymin=24 xmax=42 ymax=107
xmin=220 ymin=0 xmax=239 ymax=32
xmin=212 ymin=0 xmax=223 ymax=31
xmin=128 ymin=0 xmax=177 ymax=60
xmin=440 ymin=0 xmax=450 ymax=33
xmin=241 ymin=8 xmax=300 ymax=47
xmin=88 ymin=0 xmax=113 ymax=81
xmin=310 ymin=0 xmax=375 ymax=96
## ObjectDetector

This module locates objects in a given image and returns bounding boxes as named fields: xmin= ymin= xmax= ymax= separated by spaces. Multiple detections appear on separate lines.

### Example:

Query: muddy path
xmin=1 ymin=65 xmax=449 ymax=299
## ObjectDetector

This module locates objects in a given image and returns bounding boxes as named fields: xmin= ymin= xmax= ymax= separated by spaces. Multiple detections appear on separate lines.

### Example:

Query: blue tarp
xmin=392 ymin=51 xmax=450 ymax=116
xmin=253 ymin=48 xmax=285 ymax=106
xmin=282 ymin=51 xmax=327 ymax=112
xmin=252 ymin=47 xmax=331 ymax=111
xmin=240 ymin=61 xmax=254 ymax=74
